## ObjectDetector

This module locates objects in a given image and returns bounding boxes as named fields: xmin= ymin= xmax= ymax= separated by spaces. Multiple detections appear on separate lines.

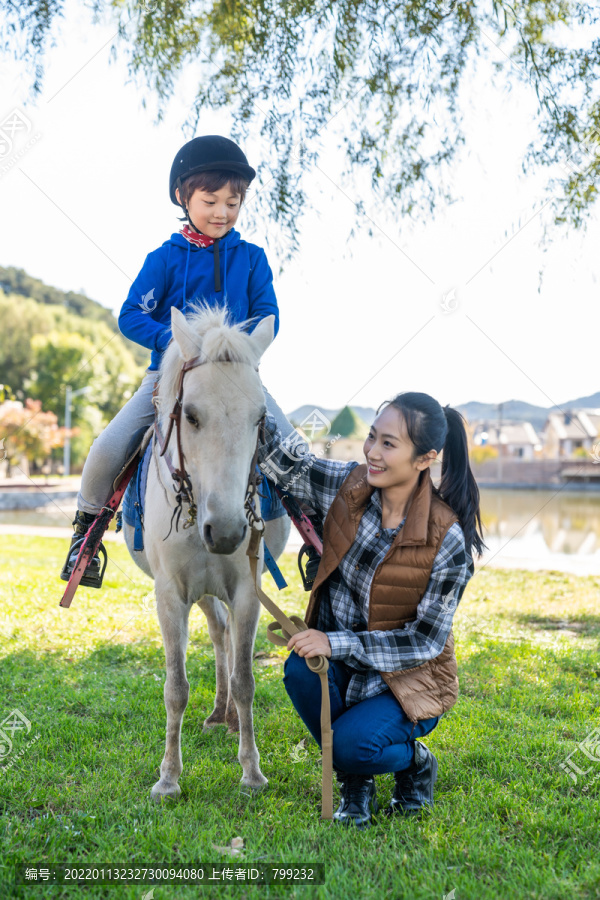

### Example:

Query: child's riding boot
xmin=333 ymin=771 xmax=378 ymax=830
xmin=385 ymin=741 xmax=438 ymax=817
xmin=59 ymin=510 xmax=106 ymax=589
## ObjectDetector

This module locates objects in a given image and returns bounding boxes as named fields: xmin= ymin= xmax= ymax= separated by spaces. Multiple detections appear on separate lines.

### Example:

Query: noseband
xmin=153 ymin=354 xmax=265 ymax=538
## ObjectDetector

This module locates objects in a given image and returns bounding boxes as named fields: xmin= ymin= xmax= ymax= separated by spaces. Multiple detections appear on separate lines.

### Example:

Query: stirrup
xmin=298 ymin=543 xmax=321 ymax=591
xmin=60 ymin=536 xmax=108 ymax=589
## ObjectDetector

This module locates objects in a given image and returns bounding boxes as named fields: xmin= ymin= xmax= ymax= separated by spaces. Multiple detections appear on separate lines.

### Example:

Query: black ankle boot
xmin=59 ymin=511 xmax=107 ymax=589
xmin=385 ymin=741 xmax=438 ymax=817
xmin=333 ymin=772 xmax=378 ymax=830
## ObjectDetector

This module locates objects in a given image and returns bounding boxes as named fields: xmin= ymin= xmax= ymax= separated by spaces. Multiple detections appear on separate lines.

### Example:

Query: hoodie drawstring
xmin=181 ymin=233 xmax=227 ymax=306
xmin=213 ymin=238 xmax=221 ymax=293
xmin=182 ymin=242 xmax=191 ymax=312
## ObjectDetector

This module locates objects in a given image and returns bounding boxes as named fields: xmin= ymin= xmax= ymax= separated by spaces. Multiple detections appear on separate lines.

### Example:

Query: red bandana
xmin=179 ymin=223 xmax=215 ymax=248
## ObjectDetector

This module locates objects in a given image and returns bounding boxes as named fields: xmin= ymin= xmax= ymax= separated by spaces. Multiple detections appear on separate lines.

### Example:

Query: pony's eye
xmin=186 ymin=414 xmax=199 ymax=428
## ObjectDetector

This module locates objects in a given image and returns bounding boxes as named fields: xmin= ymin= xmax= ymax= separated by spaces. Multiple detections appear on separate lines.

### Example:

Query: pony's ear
xmin=171 ymin=307 xmax=202 ymax=361
xmin=250 ymin=315 xmax=275 ymax=362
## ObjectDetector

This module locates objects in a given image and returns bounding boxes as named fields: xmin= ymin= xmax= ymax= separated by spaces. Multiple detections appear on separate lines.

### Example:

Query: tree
xmin=0 ymin=398 xmax=67 ymax=477
xmin=0 ymin=267 xmax=149 ymax=368
xmin=29 ymin=331 xmax=96 ymax=412
xmin=0 ymin=294 xmax=56 ymax=399
xmin=0 ymin=289 xmax=145 ymax=422
xmin=28 ymin=328 xmax=143 ymax=424
xmin=2 ymin=1 xmax=600 ymax=258
xmin=0 ymin=285 xmax=145 ymax=467
xmin=329 ymin=405 xmax=369 ymax=439
xmin=470 ymin=444 xmax=499 ymax=464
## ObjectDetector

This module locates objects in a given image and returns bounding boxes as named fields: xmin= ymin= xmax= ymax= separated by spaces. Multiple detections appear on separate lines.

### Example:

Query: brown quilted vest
xmin=305 ymin=464 xmax=460 ymax=724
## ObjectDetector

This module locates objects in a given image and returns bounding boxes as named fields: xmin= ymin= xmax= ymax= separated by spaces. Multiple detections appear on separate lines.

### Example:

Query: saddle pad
xmin=122 ymin=446 xmax=285 ymax=552
xmin=122 ymin=442 xmax=152 ymax=550
xmin=258 ymin=471 xmax=286 ymax=522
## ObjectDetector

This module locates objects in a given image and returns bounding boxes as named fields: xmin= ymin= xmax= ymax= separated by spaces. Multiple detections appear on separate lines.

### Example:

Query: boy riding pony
xmin=61 ymin=135 xmax=293 ymax=586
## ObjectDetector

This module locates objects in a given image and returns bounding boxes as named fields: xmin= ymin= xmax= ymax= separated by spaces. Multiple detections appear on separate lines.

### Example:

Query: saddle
xmin=121 ymin=427 xmax=286 ymax=552
xmin=113 ymin=425 xmax=154 ymax=493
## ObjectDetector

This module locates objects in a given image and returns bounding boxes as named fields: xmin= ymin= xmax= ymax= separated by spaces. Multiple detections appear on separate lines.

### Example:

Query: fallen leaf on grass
xmin=211 ymin=836 xmax=245 ymax=856
xmin=254 ymin=655 xmax=284 ymax=667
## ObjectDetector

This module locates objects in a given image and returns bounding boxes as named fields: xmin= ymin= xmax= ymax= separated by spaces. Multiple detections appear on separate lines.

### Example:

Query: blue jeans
xmin=283 ymin=650 xmax=440 ymax=775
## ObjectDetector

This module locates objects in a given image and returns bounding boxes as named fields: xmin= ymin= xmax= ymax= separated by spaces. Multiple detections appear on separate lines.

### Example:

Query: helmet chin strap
xmin=184 ymin=204 xmax=205 ymax=236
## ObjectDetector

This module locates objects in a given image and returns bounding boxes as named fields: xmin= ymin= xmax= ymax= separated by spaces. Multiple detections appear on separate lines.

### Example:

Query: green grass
xmin=0 ymin=535 xmax=599 ymax=899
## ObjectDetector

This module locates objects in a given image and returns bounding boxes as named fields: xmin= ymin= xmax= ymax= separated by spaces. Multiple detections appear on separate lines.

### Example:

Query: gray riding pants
xmin=77 ymin=369 xmax=295 ymax=515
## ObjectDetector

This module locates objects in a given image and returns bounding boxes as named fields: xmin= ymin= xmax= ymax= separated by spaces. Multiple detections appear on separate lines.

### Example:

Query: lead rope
xmin=245 ymin=522 xmax=333 ymax=821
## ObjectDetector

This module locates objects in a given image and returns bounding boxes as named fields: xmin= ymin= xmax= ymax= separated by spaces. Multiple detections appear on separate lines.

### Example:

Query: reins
xmin=152 ymin=355 xmax=205 ymax=535
xmin=154 ymin=356 xmax=334 ymax=820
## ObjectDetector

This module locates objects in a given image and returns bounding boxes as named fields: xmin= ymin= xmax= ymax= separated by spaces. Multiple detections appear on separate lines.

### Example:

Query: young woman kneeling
xmin=258 ymin=391 xmax=486 ymax=829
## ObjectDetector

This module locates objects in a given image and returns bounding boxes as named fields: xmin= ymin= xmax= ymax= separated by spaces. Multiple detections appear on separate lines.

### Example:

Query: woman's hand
xmin=287 ymin=628 xmax=331 ymax=659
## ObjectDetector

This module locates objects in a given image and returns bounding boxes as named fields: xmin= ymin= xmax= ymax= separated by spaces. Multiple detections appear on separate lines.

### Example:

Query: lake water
xmin=0 ymin=506 xmax=76 ymax=528
xmin=1 ymin=488 xmax=599 ymax=574
xmin=476 ymin=488 xmax=600 ymax=575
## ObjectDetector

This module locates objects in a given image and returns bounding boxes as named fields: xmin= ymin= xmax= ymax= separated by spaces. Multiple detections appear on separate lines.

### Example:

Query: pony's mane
xmin=157 ymin=304 xmax=258 ymax=412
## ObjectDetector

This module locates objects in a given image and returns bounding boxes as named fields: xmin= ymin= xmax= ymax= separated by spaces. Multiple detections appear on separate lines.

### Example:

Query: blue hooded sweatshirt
xmin=118 ymin=228 xmax=280 ymax=371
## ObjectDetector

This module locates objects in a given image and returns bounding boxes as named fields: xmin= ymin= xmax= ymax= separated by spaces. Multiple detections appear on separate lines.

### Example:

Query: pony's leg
xmin=223 ymin=619 xmax=240 ymax=734
xmin=151 ymin=582 xmax=191 ymax=801
xmin=197 ymin=596 xmax=241 ymax=733
xmin=198 ymin=595 xmax=230 ymax=729
xmin=228 ymin=594 xmax=267 ymax=788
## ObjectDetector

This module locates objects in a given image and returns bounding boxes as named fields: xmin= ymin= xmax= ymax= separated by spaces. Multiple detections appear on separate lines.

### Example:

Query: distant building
xmin=471 ymin=421 xmax=542 ymax=460
xmin=543 ymin=409 xmax=600 ymax=459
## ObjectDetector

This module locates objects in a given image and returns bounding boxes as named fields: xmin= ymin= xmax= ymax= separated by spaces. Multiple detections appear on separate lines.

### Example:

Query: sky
xmin=1 ymin=0 xmax=598 ymax=418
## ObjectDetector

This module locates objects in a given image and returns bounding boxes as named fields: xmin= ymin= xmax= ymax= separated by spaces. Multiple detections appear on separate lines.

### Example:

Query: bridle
xmin=152 ymin=354 xmax=265 ymax=538
xmin=152 ymin=352 xmax=334 ymax=821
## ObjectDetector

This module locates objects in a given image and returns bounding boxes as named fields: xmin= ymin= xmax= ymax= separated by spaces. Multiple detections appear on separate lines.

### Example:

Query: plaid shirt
xmin=258 ymin=415 xmax=474 ymax=707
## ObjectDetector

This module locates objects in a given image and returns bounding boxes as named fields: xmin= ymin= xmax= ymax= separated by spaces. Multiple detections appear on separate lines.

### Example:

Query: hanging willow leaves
xmin=2 ymin=0 xmax=600 ymax=260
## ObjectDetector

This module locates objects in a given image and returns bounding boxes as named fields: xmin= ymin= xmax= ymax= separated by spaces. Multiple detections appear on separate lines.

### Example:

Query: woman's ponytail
xmin=438 ymin=405 xmax=487 ymax=558
xmin=382 ymin=393 xmax=487 ymax=559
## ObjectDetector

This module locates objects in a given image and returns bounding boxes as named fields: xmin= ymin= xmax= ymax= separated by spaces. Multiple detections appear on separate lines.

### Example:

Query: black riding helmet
xmin=169 ymin=135 xmax=256 ymax=206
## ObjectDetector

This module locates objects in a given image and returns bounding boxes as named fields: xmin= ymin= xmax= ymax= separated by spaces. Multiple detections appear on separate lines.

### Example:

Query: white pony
xmin=123 ymin=306 xmax=290 ymax=799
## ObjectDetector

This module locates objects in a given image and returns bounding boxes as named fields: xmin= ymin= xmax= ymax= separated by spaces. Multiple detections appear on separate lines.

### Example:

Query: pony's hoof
xmin=241 ymin=773 xmax=268 ymax=790
xmin=203 ymin=710 xmax=227 ymax=730
xmin=203 ymin=719 xmax=226 ymax=732
xmin=151 ymin=780 xmax=181 ymax=801
xmin=225 ymin=709 xmax=240 ymax=733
